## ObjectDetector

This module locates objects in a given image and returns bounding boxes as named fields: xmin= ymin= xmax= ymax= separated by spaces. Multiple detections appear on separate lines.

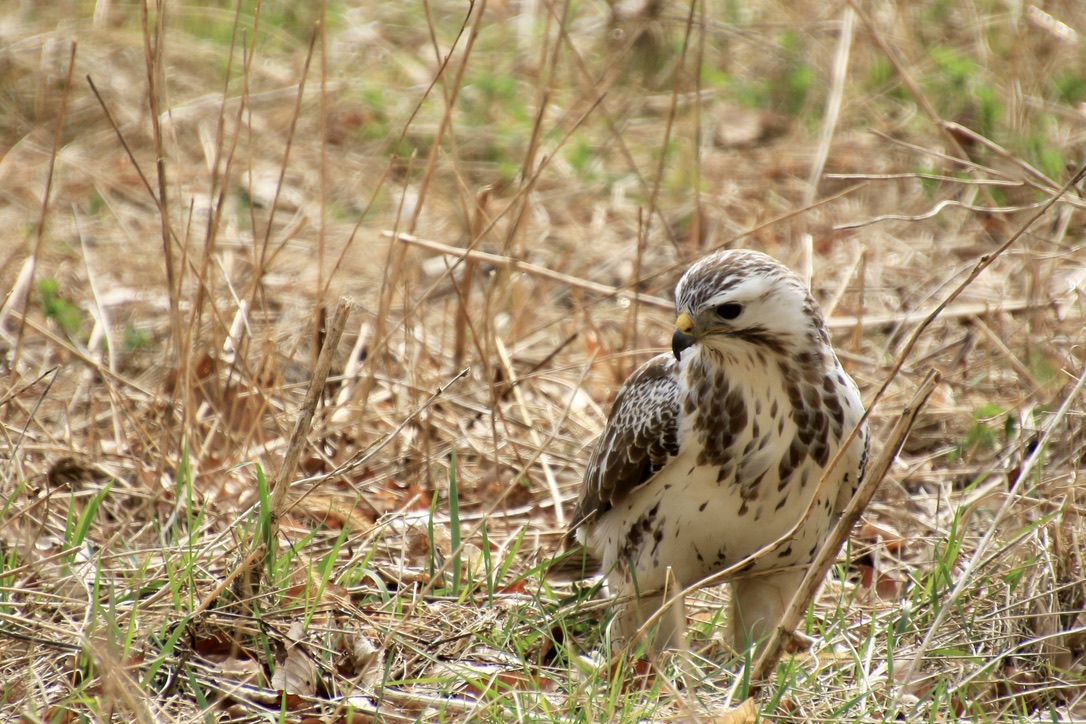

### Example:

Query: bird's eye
xmin=715 ymin=303 xmax=743 ymax=320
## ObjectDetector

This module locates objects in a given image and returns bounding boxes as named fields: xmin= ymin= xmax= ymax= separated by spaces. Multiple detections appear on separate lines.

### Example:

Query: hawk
xmin=567 ymin=249 xmax=868 ymax=652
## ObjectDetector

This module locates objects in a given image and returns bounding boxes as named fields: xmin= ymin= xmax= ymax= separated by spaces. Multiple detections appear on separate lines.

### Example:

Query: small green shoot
xmin=38 ymin=278 xmax=82 ymax=338
xmin=449 ymin=453 xmax=462 ymax=595
xmin=70 ymin=481 xmax=114 ymax=554
xmin=122 ymin=324 xmax=152 ymax=352
xmin=304 ymin=522 xmax=350 ymax=628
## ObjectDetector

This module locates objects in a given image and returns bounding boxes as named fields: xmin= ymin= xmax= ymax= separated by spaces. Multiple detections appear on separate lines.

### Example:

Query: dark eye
xmin=715 ymin=303 xmax=743 ymax=320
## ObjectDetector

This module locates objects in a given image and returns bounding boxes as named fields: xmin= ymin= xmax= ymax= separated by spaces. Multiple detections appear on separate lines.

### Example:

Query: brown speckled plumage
xmin=567 ymin=249 xmax=869 ymax=651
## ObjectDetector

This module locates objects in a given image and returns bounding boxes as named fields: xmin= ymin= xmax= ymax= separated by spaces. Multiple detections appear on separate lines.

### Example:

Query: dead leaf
xmin=294 ymin=494 xmax=377 ymax=531
xmin=711 ymin=697 xmax=757 ymax=723
xmin=463 ymin=670 xmax=558 ymax=698
xmin=271 ymin=621 xmax=318 ymax=702
xmin=335 ymin=627 xmax=384 ymax=687
xmin=499 ymin=580 xmax=527 ymax=595
xmin=860 ymin=520 xmax=905 ymax=553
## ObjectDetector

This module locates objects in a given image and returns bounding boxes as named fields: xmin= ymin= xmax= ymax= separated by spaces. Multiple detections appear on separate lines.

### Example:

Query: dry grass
xmin=2 ymin=0 xmax=1085 ymax=721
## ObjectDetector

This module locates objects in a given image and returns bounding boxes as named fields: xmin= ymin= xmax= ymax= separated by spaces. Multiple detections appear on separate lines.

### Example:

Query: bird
xmin=565 ymin=248 xmax=868 ymax=653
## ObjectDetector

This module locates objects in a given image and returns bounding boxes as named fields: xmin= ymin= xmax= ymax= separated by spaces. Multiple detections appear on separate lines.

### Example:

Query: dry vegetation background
xmin=2 ymin=0 xmax=1086 ymax=721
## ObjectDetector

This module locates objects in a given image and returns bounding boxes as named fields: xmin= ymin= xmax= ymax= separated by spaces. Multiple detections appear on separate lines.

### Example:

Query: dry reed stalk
xmin=0 ymin=258 xmax=35 ymax=346
xmin=805 ymin=5 xmax=854 ymax=204
xmin=452 ymin=189 xmax=489 ymax=367
xmin=12 ymin=41 xmax=76 ymax=369
xmin=190 ymin=1 xmax=250 ymax=348
xmin=268 ymin=298 xmax=351 ymax=522
xmin=644 ymin=0 xmax=699 ymax=255
xmin=689 ymin=1 xmax=707 ymax=251
xmin=492 ymin=336 xmax=565 ymax=526
xmin=825 ymin=171 xmax=1025 ymax=187
xmin=849 ymin=248 xmax=866 ymax=353
xmin=624 ymin=208 xmax=647 ymax=379
xmin=139 ymin=1 xmax=182 ymax=404
xmin=353 ymin=4 xmax=483 ymax=424
xmin=387 ymin=231 xmax=673 ymax=308
xmin=317 ymin=8 xmax=329 ymax=308
xmin=541 ymin=0 xmax=684 ymax=249
xmin=250 ymin=26 xmax=319 ymax=291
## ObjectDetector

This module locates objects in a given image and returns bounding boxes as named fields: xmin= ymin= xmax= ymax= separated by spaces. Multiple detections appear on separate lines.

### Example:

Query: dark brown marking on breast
xmin=715 ymin=464 xmax=735 ymax=485
xmin=778 ymin=435 xmax=806 ymax=485
xmin=683 ymin=396 xmax=696 ymax=416
xmin=618 ymin=501 xmax=662 ymax=563
xmin=741 ymin=468 xmax=769 ymax=501
xmin=651 ymin=524 xmax=664 ymax=556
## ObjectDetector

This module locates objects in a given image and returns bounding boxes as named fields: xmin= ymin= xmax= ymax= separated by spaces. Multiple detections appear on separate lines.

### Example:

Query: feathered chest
xmin=674 ymin=346 xmax=847 ymax=503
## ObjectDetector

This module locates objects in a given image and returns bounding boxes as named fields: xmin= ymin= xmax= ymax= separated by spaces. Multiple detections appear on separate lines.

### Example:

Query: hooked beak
xmin=672 ymin=311 xmax=697 ymax=360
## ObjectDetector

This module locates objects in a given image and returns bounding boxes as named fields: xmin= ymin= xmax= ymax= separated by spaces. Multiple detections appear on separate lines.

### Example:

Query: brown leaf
xmin=335 ymin=628 xmax=383 ymax=685
xmin=193 ymin=631 xmax=242 ymax=657
xmin=342 ymin=715 xmax=376 ymax=724
xmin=294 ymin=494 xmax=378 ymax=531
xmin=280 ymin=692 xmax=307 ymax=710
xmin=711 ymin=697 xmax=757 ymax=724
xmin=402 ymin=484 xmax=432 ymax=511
xmin=32 ymin=708 xmax=78 ymax=724
xmin=499 ymin=580 xmax=528 ymax=595
xmin=857 ymin=563 xmax=904 ymax=600
xmin=271 ymin=621 xmax=318 ymax=700
xmin=463 ymin=670 xmax=559 ymax=699
xmin=859 ymin=521 xmax=905 ymax=553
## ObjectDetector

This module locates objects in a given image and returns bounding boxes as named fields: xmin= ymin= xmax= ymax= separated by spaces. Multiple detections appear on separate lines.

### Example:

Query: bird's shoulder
xmin=568 ymin=353 xmax=684 ymax=532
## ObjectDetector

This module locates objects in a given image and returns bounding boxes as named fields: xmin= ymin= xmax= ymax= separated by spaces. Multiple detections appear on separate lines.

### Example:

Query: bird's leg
xmin=730 ymin=567 xmax=805 ymax=654
xmin=612 ymin=587 xmax=658 ymax=650
xmin=656 ymin=566 xmax=688 ymax=653
xmin=612 ymin=572 xmax=688 ymax=652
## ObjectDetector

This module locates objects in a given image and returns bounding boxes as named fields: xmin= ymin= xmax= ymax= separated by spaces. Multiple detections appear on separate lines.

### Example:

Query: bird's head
xmin=671 ymin=250 xmax=826 ymax=361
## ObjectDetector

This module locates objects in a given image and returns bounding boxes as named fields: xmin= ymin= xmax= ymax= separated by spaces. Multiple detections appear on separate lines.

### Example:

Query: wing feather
xmin=568 ymin=354 xmax=682 ymax=534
